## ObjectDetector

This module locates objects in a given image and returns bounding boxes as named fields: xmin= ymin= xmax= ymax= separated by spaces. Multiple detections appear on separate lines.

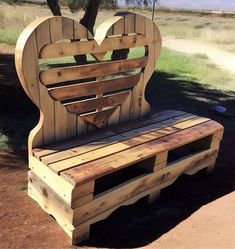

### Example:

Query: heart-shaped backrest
xmin=15 ymin=12 xmax=161 ymax=151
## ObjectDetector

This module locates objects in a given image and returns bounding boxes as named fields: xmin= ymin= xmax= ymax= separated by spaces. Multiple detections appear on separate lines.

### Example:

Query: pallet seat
xmin=15 ymin=13 xmax=223 ymax=244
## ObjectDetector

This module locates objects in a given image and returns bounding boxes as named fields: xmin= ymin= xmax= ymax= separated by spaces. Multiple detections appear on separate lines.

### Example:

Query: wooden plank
xmin=34 ymin=130 xmax=117 ymax=159
xmin=148 ymin=151 xmax=168 ymax=203
xmin=28 ymin=171 xmax=73 ymax=223
xmin=153 ymin=22 xmax=162 ymax=64
xmin=135 ymin=14 xmax=146 ymax=35
xmin=141 ymin=18 xmax=154 ymax=117
xmin=108 ymin=106 xmax=120 ymax=126
xmin=41 ymin=113 xmax=192 ymax=165
xmin=29 ymin=155 xmax=74 ymax=205
xmin=113 ymin=18 xmax=125 ymax=35
xmin=55 ymin=102 xmax=67 ymax=142
xmin=113 ymin=110 xmax=186 ymax=133
xmin=81 ymin=107 xmax=117 ymax=128
xmin=40 ymin=57 xmax=148 ymax=85
xmin=72 ymin=223 xmax=91 ymax=245
xmin=74 ymin=22 xmax=88 ymax=40
xmin=36 ymin=19 xmax=51 ymax=51
xmin=28 ymin=170 xmax=92 ymax=244
xmin=16 ymin=31 xmax=44 ymax=149
xmin=35 ymin=19 xmax=56 ymax=145
xmin=65 ymin=91 xmax=130 ymax=115
xmin=62 ymin=17 xmax=74 ymax=39
xmin=72 ymin=148 xmax=218 ymax=225
xmin=48 ymin=115 xmax=204 ymax=172
xmin=30 ymin=155 xmax=94 ymax=209
xmin=125 ymin=14 xmax=135 ymax=34
xmin=39 ymin=83 xmax=55 ymax=144
xmin=103 ymin=73 xmax=140 ymax=93
xmin=40 ymin=34 xmax=147 ymax=59
xmin=49 ymin=17 xmax=63 ymax=42
xmin=120 ymin=93 xmax=131 ymax=123
xmin=130 ymin=72 xmax=144 ymax=120
xmin=106 ymin=26 xmax=113 ymax=37
xmin=28 ymin=172 xmax=75 ymax=239
xmin=15 ymin=18 xmax=56 ymax=150
xmin=66 ymin=112 xmax=77 ymax=138
xmin=77 ymin=116 xmax=87 ymax=136
xmin=48 ymin=73 xmax=140 ymax=101
xmin=49 ymin=17 xmax=77 ymax=143
xmin=61 ymin=120 xmax=223 ymax=186
xmin=33 ymin=110 xmax=186 ymax=159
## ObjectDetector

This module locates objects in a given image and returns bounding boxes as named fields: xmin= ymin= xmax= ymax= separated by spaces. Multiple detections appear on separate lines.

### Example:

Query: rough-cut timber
xmin=15 ymin=12 xmax=224 ymax=245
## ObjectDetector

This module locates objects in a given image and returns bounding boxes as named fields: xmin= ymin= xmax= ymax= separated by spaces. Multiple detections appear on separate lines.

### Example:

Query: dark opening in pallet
xmin=167 ymin=135 xmax=212 ymax=164
xmin=94 ymin=156 xmax=156 ymax=196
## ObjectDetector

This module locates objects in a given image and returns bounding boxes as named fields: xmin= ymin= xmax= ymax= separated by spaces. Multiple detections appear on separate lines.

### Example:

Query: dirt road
xmin=144 ymin=191 xmax=235 ymax=249
xmin=163 ymin=37 xmax=235 ymax=76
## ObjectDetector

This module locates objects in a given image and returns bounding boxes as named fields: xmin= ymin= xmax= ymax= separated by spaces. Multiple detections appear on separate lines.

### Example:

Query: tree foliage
xmin=125 ymin=0 xmax=158 ymax=7
xmin=62 ymin=0 xmax=118 ymax=13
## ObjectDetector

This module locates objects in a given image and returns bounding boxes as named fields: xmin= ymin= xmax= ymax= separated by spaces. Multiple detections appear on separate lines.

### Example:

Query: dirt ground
xmin=164 ymin=37 xmax=235 ymax=76
xmin=1 ymin=42 xmax=235 ymax=248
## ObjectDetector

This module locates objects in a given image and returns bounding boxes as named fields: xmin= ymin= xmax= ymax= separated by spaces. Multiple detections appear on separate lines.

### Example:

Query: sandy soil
xmin=145 ymin=191 xmax=235 ymax=249
xmin=163 ymin=37 xmax=235 ymax=76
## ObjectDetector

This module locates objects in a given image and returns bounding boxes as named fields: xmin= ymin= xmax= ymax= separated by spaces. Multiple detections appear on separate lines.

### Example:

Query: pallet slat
xmin=72 ymin=148 xmax=218 ymax=226
xmin=61 ymin=120 xmax=223 ymax=186
xmin=40 ymin=35 xmax=147 ymax=59
xmin=40 ymin=57 xmax=148 ymax=85
xmin=49 ymin=73 xmax=140 ymax=101
xmin=65 ymin=91 xmax=131 ymax=115
xmin=33 ymin=110 xmax=186 ymax=159
xmin=46 ymin=114 xmax=198 ymax=169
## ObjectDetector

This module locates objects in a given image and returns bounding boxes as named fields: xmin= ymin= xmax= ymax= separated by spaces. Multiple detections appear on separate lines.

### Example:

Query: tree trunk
xmin=47 ymin=0 xmax=61 ymax=16
xmin=80 ymin=0 xmax=101 ymax=35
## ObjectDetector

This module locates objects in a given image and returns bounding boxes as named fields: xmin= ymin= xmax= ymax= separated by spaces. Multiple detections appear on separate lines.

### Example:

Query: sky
xmin=159 ymin=0 xmax=235 ymax=11
xmin=119 ymin=0 xmax=235 ymax=11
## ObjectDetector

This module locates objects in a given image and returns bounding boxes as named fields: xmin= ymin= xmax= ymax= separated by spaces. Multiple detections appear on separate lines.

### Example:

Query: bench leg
xmin=148 ymin=190 xmax=161 ymax=204
xmin=72 ymin=223 xmax=91 ymax=245
xmin=148 ymin=152 xmax=168 ymax=204
xmin=206 ymin=131 xmax=223 ymax=174
xmin=206 ymin=163 xmax=216 ymax=174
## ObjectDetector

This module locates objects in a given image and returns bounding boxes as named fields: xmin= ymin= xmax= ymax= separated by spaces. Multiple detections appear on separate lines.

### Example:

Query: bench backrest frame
xmin=15 ymin=12 xmax=161 ymax=153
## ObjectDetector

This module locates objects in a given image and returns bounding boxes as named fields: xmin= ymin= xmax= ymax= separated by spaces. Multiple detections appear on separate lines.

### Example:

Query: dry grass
xmin=0 ymin=3 xmax=235 ymax=52
xmin=155 ymin=13 xmax=235 ymax=52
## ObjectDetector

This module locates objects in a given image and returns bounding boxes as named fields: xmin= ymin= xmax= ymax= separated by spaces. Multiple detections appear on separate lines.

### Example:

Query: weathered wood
xmin=61 ymin=120 xmax=222 ymax=186
xmin=72 ymin=148 xmax=218 ymax=226
xmin=148 ymin=151 xmax=168 ymax=203
xmin=42 ymin=113 xmax=194 ymax=166
xmin=80 ymin=107 xmax=117 ymax=128
xmin=65 ymin=91 xmax=131 ymax=115
xmin=40 ymin=57 xmax=148 ymax=85
xmin=40 ymin=35 xmax=148 ymax=59
xmin=48 ymin=115 xmax=205 ymax=172
xmin=15 ymin=30 xmax=44 ymax=149
xmin=33 ymin=110 xmax=186 ymax=159
xmin=16 ymin=13 xmax=162 ymax=137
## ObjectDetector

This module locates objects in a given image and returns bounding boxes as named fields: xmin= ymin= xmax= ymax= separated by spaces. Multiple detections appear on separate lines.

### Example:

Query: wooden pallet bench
xmin=15 ymin=13 xmax=223 ymax=245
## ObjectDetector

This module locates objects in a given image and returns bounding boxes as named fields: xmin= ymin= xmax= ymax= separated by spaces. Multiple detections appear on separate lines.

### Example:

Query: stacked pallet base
xmin=28 ymin=110 xmax=223 ymax=245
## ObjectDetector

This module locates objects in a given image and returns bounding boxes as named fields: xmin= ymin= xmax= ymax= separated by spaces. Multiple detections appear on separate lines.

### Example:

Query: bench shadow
xmin=0 ymin=53 xmax=39 ymax=154
xmin=1 ymin=53 xmax=235 ymax=247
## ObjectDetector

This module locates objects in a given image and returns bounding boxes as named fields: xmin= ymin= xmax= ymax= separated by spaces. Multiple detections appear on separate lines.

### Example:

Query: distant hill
xmin=118 ymin=0 xmax=235 ymax=11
